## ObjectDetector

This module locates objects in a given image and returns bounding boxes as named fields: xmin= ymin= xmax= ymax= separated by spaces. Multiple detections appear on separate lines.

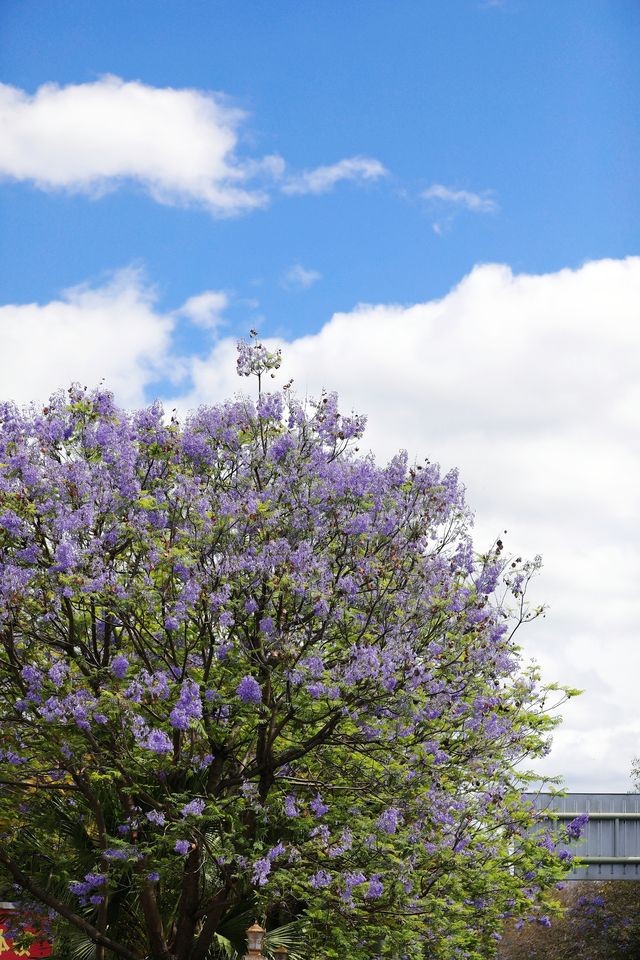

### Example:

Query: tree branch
xmin=0 ymin=849 xmax=141 ymax=960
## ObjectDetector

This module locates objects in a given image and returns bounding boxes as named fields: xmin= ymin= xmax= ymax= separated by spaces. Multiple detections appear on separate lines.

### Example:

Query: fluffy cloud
xmin=282 ymin=156 xmax=388 ymax=195
xmin=0 ymin=77 xmax=273 ymax=215
xmin=1 ymin=256 xmax=639 ymax=790
xmin=174 ymin=290 xmax=228 ymax=329
xmin=0 ymin=269 xmax=173 ymax=407
xmin=0 ymin=77 xmax=387 ymax=215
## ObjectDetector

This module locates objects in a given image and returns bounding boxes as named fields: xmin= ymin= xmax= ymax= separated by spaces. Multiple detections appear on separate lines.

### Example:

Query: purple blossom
xmin=236 ymin=675 xmax=262 ymax=705
xmin=21 ymin=665 xmax=42 ymax=689
xmin=145 ymin=729 xmax=173 ymax=754
xmin=103 ymin=847 xmax=140 ymax=861
xmin=174 ymin=839 xmax=191 ymax=855
xmin=48 ymin=662 xmax=68 ymax=686
xmin=271 ymin=434 xmax=295 ymax=460
xmin=147 ymin=871 xmax=160 ymax=883
xmin=310 ymin=870 xmax=332 ymax=889
xmin=476 ymin=562 xmax=501 ymax=595
xmin=236 ymin=337 xmax=282 ymax=380
xmin=1 ymin=749 xmax=27 ymax=765
xmin=54 ymin=541 xmax=78 ymax=572
xmin=566 ymin=813 xmax=589 ymax=839
xmin=268 ymin=842 xmax=286 ymax=860
xmin=251 ymin=856 xmax=271 ymax=886
xmin=84 ymin=873 xmax=106 ymax=886
xmin=181 ymin=798 xmax=205 ymax=818
xmin=284 ymin=795 xmax=299 ymax=817
xmin=0 ymin=510 xmax=24 ymax=535
xmin=342 ymin=870 xmax=366 ymax=904
xmin=146 ymin=809 xmax=166 ymax=826
xmin=366 ymin=876 xmax=384 ymax=899
xmin=310 ymin=794 xmax=329 ymax=817
xmin=376 ymin=807 xmax=401 ymax=835
xmin=111 ymin=655 xmax=129 ymax=679
xmin=69 ymin=881 xmax=93 ymax=897
xmin=328 ymin=829 xmax=353 ymax=857
xmin=169 ymin=679 xmax=202 ymax=730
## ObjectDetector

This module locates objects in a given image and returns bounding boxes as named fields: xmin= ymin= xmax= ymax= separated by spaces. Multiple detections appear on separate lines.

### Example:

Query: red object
xmin=0 ymin=907 xmax=52 ymax=958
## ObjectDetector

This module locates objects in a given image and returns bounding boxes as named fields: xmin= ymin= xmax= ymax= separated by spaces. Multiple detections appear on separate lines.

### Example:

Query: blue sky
xmin=1 ymin=1 xmax=640 ymax=790
xmin=1 ymin=0 xmax=638 ymax=341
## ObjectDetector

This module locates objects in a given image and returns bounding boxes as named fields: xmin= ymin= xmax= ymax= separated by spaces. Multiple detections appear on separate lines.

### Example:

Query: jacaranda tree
xmin=0 ymin=336 xmax=580 ymax=960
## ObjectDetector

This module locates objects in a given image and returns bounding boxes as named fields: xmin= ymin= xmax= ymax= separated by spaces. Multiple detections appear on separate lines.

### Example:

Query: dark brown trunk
xmin=189 ymin=887 xmax=231 ymax=960
xmin=173 ymin=845 xmax=201 ymax=960
xmin=140 ymin=883 xmax=173 ymax=960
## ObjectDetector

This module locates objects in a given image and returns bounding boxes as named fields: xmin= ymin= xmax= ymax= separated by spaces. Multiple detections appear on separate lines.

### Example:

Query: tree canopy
xmin=0 ymin=337 xmax=579 ymax=960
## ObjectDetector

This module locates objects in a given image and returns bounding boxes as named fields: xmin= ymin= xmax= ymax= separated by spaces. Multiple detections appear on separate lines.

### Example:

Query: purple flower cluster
xmin=181 ymin=798 xmax=205 ymax=818
xmin=310 ymin=869 xmax=332 ymax=889
xmin=69 ymin=871 xmax=106 ymax=906
xmin=236 ymin=675 xmax=261 ymax=705
xmin=111 ymin=654 xmax=129 ymax=679
xmin=566 ymin=813 xmax=589 ymax=839
xmin=169 ymin=679 xmax=202 ymax=730
xmin=366 ymin=875 xmax=384 ymax=899
xmin=236 ymin=335 xmax=282 ymax=380
xmin=376 ymin=807 xmax=401 ymax=835
xmin=251 ymin=842 xmax=286 ymax=886
xmin=251 ymin=856 xmax=271 ymax=886
xmin=102 ymin=847 xmax=141 ymax=862
xmin=310 ymin=794 xmax=329 ymax=817
xmin=146 ymin=809 xmax=166 ymax=826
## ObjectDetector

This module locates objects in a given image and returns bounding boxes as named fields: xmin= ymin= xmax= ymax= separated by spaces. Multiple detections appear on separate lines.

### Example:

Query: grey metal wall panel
xmin=524 ymin=794 xmax=640 ymax=880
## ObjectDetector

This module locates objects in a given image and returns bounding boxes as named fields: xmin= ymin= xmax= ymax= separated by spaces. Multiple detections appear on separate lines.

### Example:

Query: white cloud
xmin=0 ymin=269 xmax=173 ymax=407
xmin=282 ymin=156 xmax=388 ymax=195
xmin=2 ymin=256 xmax=639 ymax=790
xmin=175 ymin=290 xmax=228 ymax=329
xmin=0 ymin=77 xmax=388 ymax=215
xmin=0 ymin=77 xmax=274 ymax=216
xmin=281 ymin=264 xmax=322 ymax=290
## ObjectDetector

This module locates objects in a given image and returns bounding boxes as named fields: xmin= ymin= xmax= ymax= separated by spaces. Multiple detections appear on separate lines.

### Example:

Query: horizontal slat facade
xmin=524 ymin=793 xmax=640 ymax=880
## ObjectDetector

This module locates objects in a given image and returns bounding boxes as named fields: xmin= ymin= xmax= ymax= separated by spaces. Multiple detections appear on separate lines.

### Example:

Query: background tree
xmin=498 ymin=881 xmax=640 ymax=959
xmin=0 ymin=336 xmax=579 ymax=960
xmin=630 ymin=757 xmax=640 ymax=791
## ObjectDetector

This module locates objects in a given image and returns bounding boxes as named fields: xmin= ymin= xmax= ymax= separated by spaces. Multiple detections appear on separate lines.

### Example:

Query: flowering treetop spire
xmin=236 ymin=329 xmax=282 ymax=393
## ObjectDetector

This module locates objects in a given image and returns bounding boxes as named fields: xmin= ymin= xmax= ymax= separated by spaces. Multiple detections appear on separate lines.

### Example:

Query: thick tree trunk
xmin=173 ymin=846 xmax=201 ymax=960
xmin=188 ymin=888 xmax=232 ymax=960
